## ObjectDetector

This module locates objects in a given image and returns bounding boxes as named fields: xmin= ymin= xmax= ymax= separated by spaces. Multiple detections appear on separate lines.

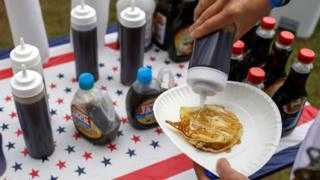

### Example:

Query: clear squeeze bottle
xmin=126 ymin=67 xmax=174 ymax=129
xmin=71 ymin=0 xmax=99 ymax=81
xmin=10 ymin=38 xmax=44 ymax=76
xmin=116 ymin=0 xmax=155 ymax=52
xmin=245 ymin=67 xmax=266 ymax=89
xmin=71 ymin=73 xmax=120 ymax=145
xmin=272 ymin=48 xmax=316 ymax=137
xmin=119 ymin=0 xmax=146 ymax=86
xmin=11 ymin=65 xmax=54 ymax=159
xmin=187 ymin=26 xmax=235 ymax=103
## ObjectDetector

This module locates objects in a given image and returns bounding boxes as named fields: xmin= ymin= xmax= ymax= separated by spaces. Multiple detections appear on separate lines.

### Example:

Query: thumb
xmin=216 ymin=158 xmax=248 ymax=180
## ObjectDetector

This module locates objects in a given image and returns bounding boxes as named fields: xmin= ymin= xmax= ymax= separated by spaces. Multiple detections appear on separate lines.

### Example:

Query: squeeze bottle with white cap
xmin=119 ymin=0 xmax=146 ymax=86
xmin=117 ymin=0 xmax=155 ymax=51
xmin=187 ymin=27 xmax=235 ymax=104
xmin=71 ymin=0 xmax=99 ymax=81
xmin=10 ymin=38 xmax=44 ymax=76
xmin=11 ymin=65 xmax=54 ymax=159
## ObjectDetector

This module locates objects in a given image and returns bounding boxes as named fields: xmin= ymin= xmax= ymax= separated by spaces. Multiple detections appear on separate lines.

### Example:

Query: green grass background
xmin=0 ymin=0 xmax=319 ymax=179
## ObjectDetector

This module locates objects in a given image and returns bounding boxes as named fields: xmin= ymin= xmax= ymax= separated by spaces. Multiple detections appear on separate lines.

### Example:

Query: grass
xmin=0 ymin=0 xmax=319 ymax=179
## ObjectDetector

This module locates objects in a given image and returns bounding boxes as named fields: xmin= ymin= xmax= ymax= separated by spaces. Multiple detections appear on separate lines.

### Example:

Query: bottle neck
xmin=283 ymin=60 xmax=313 ymax=89
xmin=246 ymin=81 xmax=264 ymax=89
xmin=265 ymin=42 xmax=292 ymax=74
xmin=231 ymin=54 xmax=243 ymax=62
xmin=256 ymin=26 xmax=275 ymax=39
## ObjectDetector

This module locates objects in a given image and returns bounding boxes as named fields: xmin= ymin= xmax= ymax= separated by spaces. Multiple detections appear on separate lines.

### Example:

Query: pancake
xmin=166 ymin=104 xmax=243 ymax=153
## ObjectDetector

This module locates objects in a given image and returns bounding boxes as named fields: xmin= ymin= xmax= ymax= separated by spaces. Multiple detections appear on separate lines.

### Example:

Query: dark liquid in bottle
xmin=14 ymin=91 xmax=54 ymax=159
xmin=264 ymin=44 xmax=292 ymax=88
xmin=228 ymin=57 xmax=242 ymax=81
xmin=248 ymin=35 xmax=273 ymax=67
xmin=84 ymin=104 xmax=120 ymax=145
xmin=189 ymin=29 xmax=235 ymax=75
xmin=168 ymin=0 xmax=197 ymax=63
xmin=126 ymin=86 xmax=161 ymax=129
xmin=272 ymin=68 xmax=309 ymax=136
xmin=240 ymin=25 xmax=258 ymax=54
xmin=153 ymin=0 xmax=181 ymax=50
xmin=120 ymin=25 xmax=145 ymax=86
xmin=72 ymin=27 xmax=99 ymax=81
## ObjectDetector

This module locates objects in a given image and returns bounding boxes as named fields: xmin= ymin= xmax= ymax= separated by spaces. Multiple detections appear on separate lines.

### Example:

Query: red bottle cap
xmin=260 ymin=16 xmax=276 ymax=30
xmin=298 ymin=48 xmax=315 ymax=64
xmin=278 ymin=31 xmax=295 ymax=46
xmin=232 ymin=40 xmax=245 ymax=55
xmin=247 ymin=67 xmax=265 ymax=84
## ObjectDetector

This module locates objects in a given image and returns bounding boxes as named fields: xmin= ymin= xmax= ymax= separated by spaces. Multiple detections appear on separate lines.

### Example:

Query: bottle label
xmin=174 ymin=26 xmax=193 ymax=56
xmin=154 ymin=12 xmax=167 ymax=45
xmin=280 ymin=97 xmax=306 ymax=131
xmin=71 ymin=105 xmax=102 ymax=139
xmin=135 ymin=98 xmax=157 ymax=125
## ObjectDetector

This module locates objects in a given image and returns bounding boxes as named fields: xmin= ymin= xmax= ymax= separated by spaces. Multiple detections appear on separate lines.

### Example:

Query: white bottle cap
xmin=187 ymin=66 xmax=228 ymax=96
xmin=11 ymin=65 xmax=44 ymax=98
xmin=71 ymin=0 xmax=97 ymax=26
xmin=10 ymin=38 xmax=42 ymax=74
xmin=119 ymin=0 xmax=146 ymax=28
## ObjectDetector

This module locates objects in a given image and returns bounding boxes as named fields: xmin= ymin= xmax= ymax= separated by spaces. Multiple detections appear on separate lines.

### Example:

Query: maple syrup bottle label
xmin=134 ymin=98 xmax=157 ymax=125
xmin=154 ymin=12 xmax=167 ymax=45
xmin=174 ymin=27 xmax=193 ymax=56
xmin=71 ymin=105 xmax=102 ymax=139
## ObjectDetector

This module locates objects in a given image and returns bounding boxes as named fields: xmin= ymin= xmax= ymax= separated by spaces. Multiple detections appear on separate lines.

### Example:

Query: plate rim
xmin=153 ymin=81 xmax=282 ymax=177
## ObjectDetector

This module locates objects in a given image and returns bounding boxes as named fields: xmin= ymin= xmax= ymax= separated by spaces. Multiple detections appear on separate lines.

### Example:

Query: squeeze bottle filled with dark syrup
xmin=11 ymin=65 xmax=54 ymax=159
xmin=71 ymin=0 xmax=99 ymax=81
xmin=119 ymin=0 xmax=146 ymax=86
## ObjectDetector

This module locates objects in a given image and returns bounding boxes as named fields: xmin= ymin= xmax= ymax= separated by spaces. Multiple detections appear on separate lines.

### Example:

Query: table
xmin=0 ymin=27 xmax=318 ymax=179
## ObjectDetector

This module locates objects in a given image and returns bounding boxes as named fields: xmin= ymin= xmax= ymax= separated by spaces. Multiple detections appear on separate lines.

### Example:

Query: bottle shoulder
xmin=130 ymin=80 xmax=162 ymax=95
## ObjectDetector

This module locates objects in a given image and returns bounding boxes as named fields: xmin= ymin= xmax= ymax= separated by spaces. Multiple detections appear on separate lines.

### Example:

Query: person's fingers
xmin=192 ymin=0 xmax=226 ymax=30
xmin=193 ymin=162 xmax=211 ymax=180
xmin=216 ymin=158 xmax=247 ymax=180
xmin=190 ymin=10 xmax=231 ymax=39
xmin=194 ymin=0 xmax=217 ymax=21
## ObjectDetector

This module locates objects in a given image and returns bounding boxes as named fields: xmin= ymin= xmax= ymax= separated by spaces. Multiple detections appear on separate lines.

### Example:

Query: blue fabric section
xmin=205 ymin=144 xmax=300 ymax=179
xmin=269 ymin=0 xmax=281 ymax=8
xmin=0 ymin=24 xmax=118 ymax=60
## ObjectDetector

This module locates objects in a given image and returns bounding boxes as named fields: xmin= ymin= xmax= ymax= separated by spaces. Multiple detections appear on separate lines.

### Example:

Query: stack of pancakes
xmin=166 ymin=104 xmax=243 ymax=153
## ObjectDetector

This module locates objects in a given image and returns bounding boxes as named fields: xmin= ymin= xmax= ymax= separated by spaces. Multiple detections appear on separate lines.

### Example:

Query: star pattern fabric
xmin=0 ymin=35 xmax=311 ymax=179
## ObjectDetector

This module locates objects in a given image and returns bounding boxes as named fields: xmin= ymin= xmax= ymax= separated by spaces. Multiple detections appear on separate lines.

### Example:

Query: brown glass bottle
xmin=247 ymin=17 xmax=276 ymax=67
xmin=264 ymin=31 xmax=294 ymax=88
xmin=272 ymin=48 xmax=315 ymax=136
xmin=229 ymin=40 xmax=245 ymax=81
xmin=168 ymin=0 xmax=197 ymax=63
xmin=153 ymin=0 xmax=182 ymax=50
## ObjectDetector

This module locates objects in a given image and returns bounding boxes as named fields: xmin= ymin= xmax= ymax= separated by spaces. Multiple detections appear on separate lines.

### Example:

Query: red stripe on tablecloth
xmin=298 ymin=105 xmax=318 ymax=126
xmin=0 ymin=52 xmax=75 ymax=80
xmin=0 ymin=41 xmax=118 ymax=80
xmin=115 ymin=153 xmax=193 ymax=180
xmin=116 ymin=105 xmax=318 ymax=179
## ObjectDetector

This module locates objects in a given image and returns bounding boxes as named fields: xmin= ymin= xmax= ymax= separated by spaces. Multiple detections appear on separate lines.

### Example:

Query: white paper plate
xmin=153 ymin=82 xmax=282 ymax=177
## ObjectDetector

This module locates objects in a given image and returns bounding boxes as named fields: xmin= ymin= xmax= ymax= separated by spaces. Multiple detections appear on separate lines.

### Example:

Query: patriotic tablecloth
xmin=0 ymin=31 xmax=318 ymax=180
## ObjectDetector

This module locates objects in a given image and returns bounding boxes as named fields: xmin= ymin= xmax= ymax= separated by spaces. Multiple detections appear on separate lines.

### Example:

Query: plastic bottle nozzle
xmin=130 ymin=0 xmax=135 ymax=11
xmin=20 ymin=37 xmax=25 ymax=50
xmin=21 ymin=64 xmax=27 ymax=77
xmin=80 ymin=0 xmax=85 ymax=9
